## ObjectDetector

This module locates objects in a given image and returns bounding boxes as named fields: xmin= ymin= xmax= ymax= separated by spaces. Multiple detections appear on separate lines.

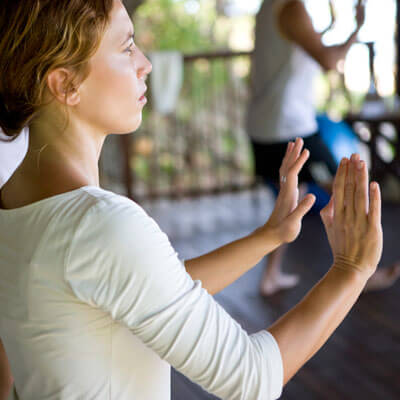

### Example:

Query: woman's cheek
xmin=108 ymin=58 xmax=139 ymax=98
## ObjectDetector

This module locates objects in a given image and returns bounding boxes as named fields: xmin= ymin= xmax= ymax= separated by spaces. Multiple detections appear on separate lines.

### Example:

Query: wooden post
xmin=119 ymin=134 xmax=133 ymax=200
xmin=119 ymin=0 xmax=146 ymax=200
xmin=396 ymin=0 xmax=400 ymax=96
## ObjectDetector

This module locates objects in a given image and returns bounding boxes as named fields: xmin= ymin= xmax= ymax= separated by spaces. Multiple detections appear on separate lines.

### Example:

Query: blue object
xmin=317 ymin=113 xmax=360 ymax=166
xmin=305 ymin=182 xmax=330 ymax=215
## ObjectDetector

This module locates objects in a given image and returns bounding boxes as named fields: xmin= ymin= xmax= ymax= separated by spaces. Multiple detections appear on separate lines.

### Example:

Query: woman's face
xmin=76 ymin=0 xmax=152 ymax=135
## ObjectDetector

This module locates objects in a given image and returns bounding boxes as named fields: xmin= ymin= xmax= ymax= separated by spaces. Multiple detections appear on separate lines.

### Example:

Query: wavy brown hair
xmin=0 ymin=0 xmax=115 ymax=142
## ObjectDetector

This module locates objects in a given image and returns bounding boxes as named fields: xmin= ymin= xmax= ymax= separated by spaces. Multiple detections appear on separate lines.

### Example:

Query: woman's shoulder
xmin=66 ymin=187 xmax=171 ymax=273
xmin=76 ymin=186 xmax=160 ymax=242
xmin=79 ymin=186 xmax=149 ymax=225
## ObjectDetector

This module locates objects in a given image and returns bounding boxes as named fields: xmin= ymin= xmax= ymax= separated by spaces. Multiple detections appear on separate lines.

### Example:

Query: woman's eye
xmin=124 ymin=34 xmax=135 ymax=55
xmin=125 ymin=44 xmax=134 ymax=55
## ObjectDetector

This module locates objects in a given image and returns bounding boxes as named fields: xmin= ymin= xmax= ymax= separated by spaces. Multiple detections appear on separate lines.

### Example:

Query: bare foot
xmin=363 ymin=263 xmax=400 ymax=293
xmin=260 ymin=273 xmax=300 ymax=296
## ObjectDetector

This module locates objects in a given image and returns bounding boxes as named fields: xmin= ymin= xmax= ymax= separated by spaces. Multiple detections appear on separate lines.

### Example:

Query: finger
xmin=282 ymin=149 xmax=309 ymax=198
xmin=355 ymin=159 xmax=368 ymax=221
xmin=333 ymin=157 xmax=348 ymax=218
xmin=289 ymin=148 xmax=310 ymax=177
xmin=280 ymin=141 xmax=294 ymax=176
xmin=287 ymin=137 xmax=303 ymax=167
xmin=287 ymin=194 xmax=315 ymax=222
xmin=320 ymin=195 xmax=334 ymax=227
xmin=344 ymin=154 xmax=357 ymax=222
xmin=320 ymin=195 xmax=335 ymax=250
xmin=369 ymin=181 xmax=381 ymax=228
xmin=285 ymin=141 xmax=294 ymax=157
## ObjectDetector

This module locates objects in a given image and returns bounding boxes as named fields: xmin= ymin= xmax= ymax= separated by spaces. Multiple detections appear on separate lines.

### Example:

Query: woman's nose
xmin=144 ymin=59 xmax=152 ymax=76
xmin=138 ymin=54 xmax=152 ymax=80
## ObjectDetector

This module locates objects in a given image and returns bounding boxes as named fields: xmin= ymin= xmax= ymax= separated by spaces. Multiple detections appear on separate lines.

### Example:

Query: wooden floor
xmin=143 ymin=189 xmax=400 ymax=400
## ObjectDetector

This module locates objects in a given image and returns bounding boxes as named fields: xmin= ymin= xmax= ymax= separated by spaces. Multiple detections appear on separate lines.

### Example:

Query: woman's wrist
xmin=345 ymin=29 xmax=359 ymax=46
xmin=331 ymin=261 xmax=374 ymax=285
xmin=252 ymin=225 xmax=282 ymax=254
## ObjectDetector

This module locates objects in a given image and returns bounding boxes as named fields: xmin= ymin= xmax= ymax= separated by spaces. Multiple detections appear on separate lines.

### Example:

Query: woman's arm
xmin=185 ymin=138 xmax=316 ymax=295
xmin=270 ymin=264 xmax=368 ymax=384
xmin=268 ymin=154 xmax=383 ymax=384
xmin=184 ymin=227 xmax=279 ymax=296
xmin=0 ymin=339 xmax=13 ymax=400
xmin=278 ymin=0 xmax=365 ymax=71
xmin=64 ymin=153 xmax=381 ymax=399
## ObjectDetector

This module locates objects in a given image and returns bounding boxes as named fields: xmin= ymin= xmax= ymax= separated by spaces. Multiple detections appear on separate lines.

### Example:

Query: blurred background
xmin=99 ymin=1 xmax=400 ymax=398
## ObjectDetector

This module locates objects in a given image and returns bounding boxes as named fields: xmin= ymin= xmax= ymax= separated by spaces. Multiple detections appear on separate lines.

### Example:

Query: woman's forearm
xmin=185 ymin=228 xmax=280 ymax=295
xmin=268 ymin=264 xmax=369 ymax=385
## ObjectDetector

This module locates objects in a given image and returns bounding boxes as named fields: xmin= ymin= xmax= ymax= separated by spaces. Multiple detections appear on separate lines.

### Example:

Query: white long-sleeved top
xmin=0 ymin=186 xmax=283 ymax=399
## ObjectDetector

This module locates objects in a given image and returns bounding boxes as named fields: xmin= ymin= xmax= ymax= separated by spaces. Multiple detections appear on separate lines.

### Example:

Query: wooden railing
xmin=100 ymin=50 xmax=256 ymax=201
xmin=99 ymin=46 xmax=400 ymax=202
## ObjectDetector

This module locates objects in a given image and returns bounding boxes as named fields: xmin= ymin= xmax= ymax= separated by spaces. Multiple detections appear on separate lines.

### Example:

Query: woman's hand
xmin=321 ymin=0 xmax=336 ymax=36
xmin=320 ymin=154 xmax=383 ymax=280
xmin=355 ymin=0 xmax=366 ymax=32
xmin=259 ymin=137 xmax=316 ymax=245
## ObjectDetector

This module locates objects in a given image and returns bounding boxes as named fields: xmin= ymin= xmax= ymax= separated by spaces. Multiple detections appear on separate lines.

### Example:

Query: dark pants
xmin=251 ymin=132 xmax=337 ymax=212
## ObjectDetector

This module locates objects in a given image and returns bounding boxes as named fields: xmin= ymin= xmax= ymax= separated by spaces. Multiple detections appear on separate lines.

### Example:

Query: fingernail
xmin=342 ymin=158 xmax=348 ymax=165
xmin=357 ymin=161 xmax=364 ymax=170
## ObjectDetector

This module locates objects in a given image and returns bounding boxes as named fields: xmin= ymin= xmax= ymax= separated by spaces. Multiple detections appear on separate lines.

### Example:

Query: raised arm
xmin=277 ymin=0 xmax=366 ymax=71
xmin=268 ymin=154 xmax=382 ymax=383
xmin=185 ymin=138 xmax=315 ymax=295
xmin=65 ymin=200 xmax=285 ymax=399
xmin=65 ymin=159 xmax=381 ymax=399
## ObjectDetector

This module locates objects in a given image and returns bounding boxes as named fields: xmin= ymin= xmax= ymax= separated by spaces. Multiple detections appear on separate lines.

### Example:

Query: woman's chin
xmin=113 ymin=115 xmax=142 ymax=134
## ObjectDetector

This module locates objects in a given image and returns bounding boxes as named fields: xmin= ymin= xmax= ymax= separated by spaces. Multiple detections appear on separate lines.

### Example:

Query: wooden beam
xmin=396 ymin=0 xmax=400 ymax=96
xmin=119 ymin=0 xmax=147 ymax=199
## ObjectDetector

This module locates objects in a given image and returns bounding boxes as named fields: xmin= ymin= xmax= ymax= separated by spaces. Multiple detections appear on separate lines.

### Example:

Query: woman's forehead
xmin=106 ymin=1 xmax=134 ymax=43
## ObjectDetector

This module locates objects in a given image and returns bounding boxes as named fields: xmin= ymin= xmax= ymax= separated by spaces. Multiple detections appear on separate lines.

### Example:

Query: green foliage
xmin=133 ymin=156 xmax=150 ymax=180
xmin=135 ymin=0 xmax=220 ymax=53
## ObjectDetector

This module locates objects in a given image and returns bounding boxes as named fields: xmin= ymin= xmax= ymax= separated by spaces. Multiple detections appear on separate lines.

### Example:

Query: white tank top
xmin=0 ymin=127 xmax=29 ymax=188
xmin=246 ymin=0 xmax=321 ymax=144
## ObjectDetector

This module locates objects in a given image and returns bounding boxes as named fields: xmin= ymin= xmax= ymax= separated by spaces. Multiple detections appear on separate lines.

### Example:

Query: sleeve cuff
xmin=251 ymin=330 xmax=284 ymax=399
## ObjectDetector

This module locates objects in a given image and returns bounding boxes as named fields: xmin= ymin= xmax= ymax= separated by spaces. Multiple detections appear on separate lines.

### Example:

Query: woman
xmin=0 ymin=1 xmax=382 ymax=399
xmin=247 ymin=0 xmax=400 ymax=295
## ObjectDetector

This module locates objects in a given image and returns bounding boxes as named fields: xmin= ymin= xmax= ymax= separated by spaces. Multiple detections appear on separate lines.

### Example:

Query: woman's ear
xmin=46 ymin=68 xmax=80 ymax=106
